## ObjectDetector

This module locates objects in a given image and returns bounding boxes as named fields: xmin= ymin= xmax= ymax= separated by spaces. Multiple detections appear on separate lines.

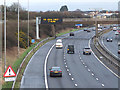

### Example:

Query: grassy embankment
xmin=2 ymin=27 xmax=84 ymax=89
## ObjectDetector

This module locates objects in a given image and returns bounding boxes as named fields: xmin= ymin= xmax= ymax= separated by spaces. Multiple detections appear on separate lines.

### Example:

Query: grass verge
xmin=56 ymin=28 xmax=84 ymax=37
xmin=2 ymin=28 xmax=84 ymax=89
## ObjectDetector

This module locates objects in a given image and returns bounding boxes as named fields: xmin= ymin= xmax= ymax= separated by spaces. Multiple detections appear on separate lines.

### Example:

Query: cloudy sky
xmin=0 ymin=0 xmax=120 ymax=11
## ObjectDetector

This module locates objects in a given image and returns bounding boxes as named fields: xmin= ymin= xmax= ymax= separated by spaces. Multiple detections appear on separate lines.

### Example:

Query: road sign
xmin=41 ymin=17 xmax=63 ymax=24
xmin=5 ymin=77 xmax=16 ymax=82
xmin=31 ymin=39 xmax=35 ymax=44
xmin=3 ymin=66 xmax=16 ymax=77
xmin=75 ymin=24 xmax=83 ymax=26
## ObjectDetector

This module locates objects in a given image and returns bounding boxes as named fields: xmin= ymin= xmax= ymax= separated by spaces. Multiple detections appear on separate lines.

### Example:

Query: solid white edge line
xmin=89 ymin=38 xmax=120 ymax=78
xmin=44 ymin=44 xmax=55 ymax=89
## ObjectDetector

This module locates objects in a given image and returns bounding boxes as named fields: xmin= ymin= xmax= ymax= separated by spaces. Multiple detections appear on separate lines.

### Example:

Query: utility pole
xmin=0 ymin=5 xmax=2 ymax=89
xmin=4 ymin=0 xmax=6 ymax=72
xmin=28 ymin=0 xmax=29 ymax=47
xmin=18 ymin=0 xmax=20 ymax=58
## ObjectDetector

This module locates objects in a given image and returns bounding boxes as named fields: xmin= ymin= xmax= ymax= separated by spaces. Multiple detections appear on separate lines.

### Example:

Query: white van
xmin=113 ymin=27 xmax=117 ymax=31
xmin=56 ymin=40 xmax=63 ymax=49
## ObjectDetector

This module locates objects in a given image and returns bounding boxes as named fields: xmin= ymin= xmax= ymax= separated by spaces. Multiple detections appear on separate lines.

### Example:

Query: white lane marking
xmin=88 ymin=69 xmax=90 ymax=72
xmin=67 ymin=69 xmax=69 ymax=72
xmin=92 ymin=73 xmax=94 ymax=76
xmin=71 ymin=78 xmax=74 ymax=80
xmin=65 ymin=63 xmax=67 ymax=65
xmin=75 ymin=84 xmax=78 ymax=87
xmin=66 ymin=65 xmax=68 ymax=68
xmin=89 ymin=39 xmax=120 ymax=78
xmin=96 ymin=78 xmax=99 ymax=81
xmin=69 ymin=73 xmax=71 ymax=76
xmin=79 ymin=57 xmax=81 ymax=59
xmin=101 ymin=84 xmax=105 ymax=87
xmin=64 ymin=60 xmax=66 ymax=62
xmin=83 ymin=63 xmax=85 ymax=65
xmin=44 ymin=44 xmax=55 ymax=89
xmin=64 ymin=57 xmax=65 ymax=59
xmin=81 ymin=60 xmax=83 ymax=62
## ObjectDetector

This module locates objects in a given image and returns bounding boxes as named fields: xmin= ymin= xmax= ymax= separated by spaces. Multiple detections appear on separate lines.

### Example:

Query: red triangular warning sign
xmin=3 ymin=66 xmax=16 ymax=77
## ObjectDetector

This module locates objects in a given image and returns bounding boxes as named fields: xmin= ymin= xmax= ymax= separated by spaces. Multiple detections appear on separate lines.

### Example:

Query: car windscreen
xmin=51 ymin=68 xmax=61 ymax=71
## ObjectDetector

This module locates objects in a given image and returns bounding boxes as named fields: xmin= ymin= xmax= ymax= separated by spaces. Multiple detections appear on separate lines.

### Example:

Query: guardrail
xmin=93 ymin=29 xmax=120 ymax=71
xmin=12 ymin=37 xmax=53 ymax=89
xmin=97 ymin=38 xmax=120 ymax=68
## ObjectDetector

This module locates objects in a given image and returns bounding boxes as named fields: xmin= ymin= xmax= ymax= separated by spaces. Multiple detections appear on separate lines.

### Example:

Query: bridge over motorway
xmin=63 ymin=18 xmax=119 ymax=24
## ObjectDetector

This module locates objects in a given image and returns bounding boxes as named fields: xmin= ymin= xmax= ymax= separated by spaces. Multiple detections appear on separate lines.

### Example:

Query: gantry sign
xmin=36 ymin=17 xmax=63 ymax=39
xmin=41 ymin=17 xmax=63 ymax=24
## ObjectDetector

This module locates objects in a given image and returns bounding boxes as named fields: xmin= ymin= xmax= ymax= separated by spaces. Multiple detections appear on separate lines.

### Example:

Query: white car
xmin=115 ymin=31 xmax=119 ymax=35
xmin=118 ymin=42 xmax=120 ymax=46
xmin=56 ymin=42 xmax=63 ymax=49
xmin=113 ymin=27 xmax=117 ymax=31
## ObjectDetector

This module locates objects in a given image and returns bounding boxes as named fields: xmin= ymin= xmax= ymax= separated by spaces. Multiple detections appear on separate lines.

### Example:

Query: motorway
xmin=20 ymin=28 xmax=118 ymax=88
xmin=100 ymin=30 xmax=118 ymax=58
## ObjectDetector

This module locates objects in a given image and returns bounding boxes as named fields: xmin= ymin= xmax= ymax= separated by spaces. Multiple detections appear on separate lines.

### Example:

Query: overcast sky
xmin=0 ymin=0 xmax=120 ymax=11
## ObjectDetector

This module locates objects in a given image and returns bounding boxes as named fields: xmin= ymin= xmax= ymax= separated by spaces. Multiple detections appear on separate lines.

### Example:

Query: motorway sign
xmin=75 ymin=24 xmax=83 ymax=26
xmin=41 ymin=17 xmax=63 ymax=24
xmin=31 ymin=39 xmax=35 ymax=44
xmin=3 ymin=66 xmax=16 ymax=77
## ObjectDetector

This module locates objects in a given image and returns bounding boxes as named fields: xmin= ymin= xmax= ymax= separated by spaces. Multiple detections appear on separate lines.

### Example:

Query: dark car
xmin=106 ymin=37 xmax=113 ymax=42
xmin=70 ymin=32 xmax=74 ymax=36
xmin=50 ymin=67 xmax=62 ymax=77
xmin=87 ymin=30 xmax=91 ymax=32
xmin=67 ymin=45 xmax=74 ymax=54
xmin=84 ymin=29 xmax=87 ymax=31
xmin=83 ymin=47 xmax=91 ymax=55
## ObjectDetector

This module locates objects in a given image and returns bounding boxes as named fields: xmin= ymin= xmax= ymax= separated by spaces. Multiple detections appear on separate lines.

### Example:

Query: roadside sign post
xmin=31 ymin=39 xmax=36 ymax=52
xmin=75 ymin=24 xmax=83 ymax=29
xmin=3 ymin=66 xmax=16 ymax=82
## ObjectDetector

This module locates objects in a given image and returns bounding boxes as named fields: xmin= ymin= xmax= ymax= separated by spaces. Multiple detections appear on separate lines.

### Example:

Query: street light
xmin=4 ymin=0 xmax=6 ymax=72
xmin=18 ymin=0 xmax=20 ymax=58
xmin=28 ymin=0 xmax=29 ymax=47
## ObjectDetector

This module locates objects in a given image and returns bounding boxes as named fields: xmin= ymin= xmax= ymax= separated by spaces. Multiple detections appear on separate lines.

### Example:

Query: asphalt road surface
xmin=20 ymin=28 xmax=118 ymax=89
xmin=101 ymin=30 xmax=118 ymax=58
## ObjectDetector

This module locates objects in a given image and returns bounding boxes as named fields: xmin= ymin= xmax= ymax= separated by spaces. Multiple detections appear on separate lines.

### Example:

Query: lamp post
xmin=4 ymin=0 xmax=6 ymax=72
xmin=18 ymin=0 xmax=20 ymax=58
xmin=28 ymin=0 xmax=29 ymax=47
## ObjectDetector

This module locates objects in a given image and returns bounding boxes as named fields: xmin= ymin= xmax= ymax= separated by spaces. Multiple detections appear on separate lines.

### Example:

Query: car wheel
xmin=83 ymin=52 xmax=85 ymax=55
